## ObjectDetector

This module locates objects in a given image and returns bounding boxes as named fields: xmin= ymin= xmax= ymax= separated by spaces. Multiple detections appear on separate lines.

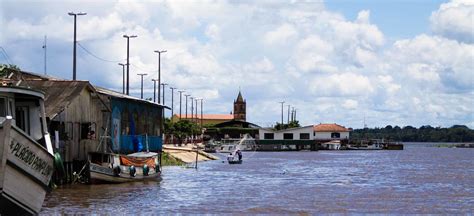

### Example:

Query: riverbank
xmin=163 ymin=144 xmax=219 ymax=164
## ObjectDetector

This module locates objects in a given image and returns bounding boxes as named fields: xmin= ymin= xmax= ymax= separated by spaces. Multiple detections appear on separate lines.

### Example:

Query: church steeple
xmin=236 ymin=91 xmax=244 ymax=102
xmin=233 ymin=90 xmax=246 ymax=121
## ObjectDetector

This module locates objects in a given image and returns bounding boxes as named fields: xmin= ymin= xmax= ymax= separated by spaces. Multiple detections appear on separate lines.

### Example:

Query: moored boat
xmin=88 ymin=151 xmax=161 ymax=184
xmin=217 ymin=134 xmax=256 ymax=153
xmin=0 ymin=86 xmax=54 ymax=215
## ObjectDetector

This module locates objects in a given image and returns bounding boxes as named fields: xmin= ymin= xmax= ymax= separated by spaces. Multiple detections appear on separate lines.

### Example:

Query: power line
xmin=77 ymin=42 xmax=124 ymax=63
xmin=131 ymin=63 xmax=156 ymax=73
xmin=0 ymin=46 xmax=14 ymax=65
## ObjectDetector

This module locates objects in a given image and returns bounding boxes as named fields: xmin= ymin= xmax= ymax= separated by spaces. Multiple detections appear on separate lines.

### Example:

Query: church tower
xmin=233 ymin=91 xmax=246 ymax=121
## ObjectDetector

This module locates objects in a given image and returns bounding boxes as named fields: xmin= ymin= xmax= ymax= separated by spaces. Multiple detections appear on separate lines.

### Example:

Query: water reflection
xmin=41 ymin=147 xmax=474 ymax=214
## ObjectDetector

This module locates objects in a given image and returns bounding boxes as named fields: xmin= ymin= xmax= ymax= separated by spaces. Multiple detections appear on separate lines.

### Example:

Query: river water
xmin=41 ymin=144 xmax=474 ymax=214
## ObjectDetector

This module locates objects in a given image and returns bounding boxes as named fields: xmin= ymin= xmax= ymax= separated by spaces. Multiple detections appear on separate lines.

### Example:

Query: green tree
xmin=274 ymin=120 xmax=301 ymax=130
xmin=0 ymin=63 xmax=21 ymax=77
xmin=168 ymin=119 xmax=199 ymax=144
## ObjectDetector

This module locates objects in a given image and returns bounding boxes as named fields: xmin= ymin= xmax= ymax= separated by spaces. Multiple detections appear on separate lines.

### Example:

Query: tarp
xmin=120 ymin=156 xmax=155 ymax=168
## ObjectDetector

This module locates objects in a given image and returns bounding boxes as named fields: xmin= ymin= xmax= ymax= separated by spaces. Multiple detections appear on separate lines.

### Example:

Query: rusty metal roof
xmin=20 ymin=80 xmax=103 ymax=118
xmin=95 ymin=86 xmax=170 ymax=110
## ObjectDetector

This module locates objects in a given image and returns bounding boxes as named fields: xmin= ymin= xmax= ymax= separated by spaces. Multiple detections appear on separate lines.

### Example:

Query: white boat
xmin=88 ymin=151 xmax=161 ymax=184
xmin=347 ymin=139 xmax=384 ymax=150
xmin=217 ymin=134 xmax=256 ymax=153
xmin=0 ymin=86 xmax=55 ymax=215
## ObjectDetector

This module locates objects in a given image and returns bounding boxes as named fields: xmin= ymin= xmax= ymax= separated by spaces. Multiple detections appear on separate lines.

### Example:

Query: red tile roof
xmin=174 ymin=114 xmax=234 ymax=120
xmin=313 ymin=123 xmax=351 ymax=132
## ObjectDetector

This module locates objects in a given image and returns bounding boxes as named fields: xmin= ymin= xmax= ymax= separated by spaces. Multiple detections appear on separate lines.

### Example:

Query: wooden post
xmin=195 ymin=138 xmax=198 ymax=169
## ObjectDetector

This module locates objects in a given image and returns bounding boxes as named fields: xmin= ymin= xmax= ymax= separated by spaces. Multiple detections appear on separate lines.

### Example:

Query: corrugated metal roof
xmin=20 ymin=80 xmax=92 ymax=118
xmin=95 ymin=86 xmax=170 ymax=110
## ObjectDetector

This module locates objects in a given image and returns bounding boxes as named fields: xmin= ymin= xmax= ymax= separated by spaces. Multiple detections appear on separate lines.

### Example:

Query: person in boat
xmin=227 ymin=153 xmax=234 ymax=162
xmin=236 ymin=150 xmax=242 ymax=161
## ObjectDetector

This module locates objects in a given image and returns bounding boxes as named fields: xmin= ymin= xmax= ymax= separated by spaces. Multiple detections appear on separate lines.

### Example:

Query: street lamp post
xmin=123 ymin=34 xmax=137 ymax=95
xmin=190 ymin=96 xmax=194 ymax=122
xmin=68 ymin=12 xmax=86 ymax=80
xmin=178 ymin=90 xmax=185 ymax=119
xmin=199 ymin=99 xmax=203 ymax=130
xmin=161 ymin=83 xmax=168 ymax=105
xmin=195 ymin=98 xmax=198 ymax=124
xmin=185 ymin=94 xmax=190 ymax=119
xmin=151 ymin=79 xmax=158 ymax=102
xmin=137 ymin=73 xmax=147 ymax=99
xmin=291 ymin=107 xmax=295 ymax=122
xmin=279 ymin=101 xmax=285 ymax=126
xmin=119 ymin=63 xmax=126 ymax=94
xmin=170 ymin=87 xmax=176 ymax=118
xmin=154 ymin=50 xmax=167 ymax=104
xmin=287 ymin=104 xmax=291 ymax=124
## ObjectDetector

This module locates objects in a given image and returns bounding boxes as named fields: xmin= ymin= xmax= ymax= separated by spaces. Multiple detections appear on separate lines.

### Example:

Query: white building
xmin=313 ymin=123 xmax=351 ymax=140
xmin=259 ymin=125 xmax=315 ymax=141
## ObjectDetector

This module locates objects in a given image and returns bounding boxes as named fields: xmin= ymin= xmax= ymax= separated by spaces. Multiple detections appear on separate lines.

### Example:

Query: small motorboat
xmin=88 ymin=151 xmax=161 ymax=184
xmin=228 ymin=160 xmax=242 ymax=164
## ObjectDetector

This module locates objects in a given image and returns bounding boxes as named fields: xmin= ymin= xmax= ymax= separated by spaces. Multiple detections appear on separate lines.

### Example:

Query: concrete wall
xmin=259 ymin=126 xmax=314 ymax=140
xmin=314 ymin=131 xmax=350 ymax=140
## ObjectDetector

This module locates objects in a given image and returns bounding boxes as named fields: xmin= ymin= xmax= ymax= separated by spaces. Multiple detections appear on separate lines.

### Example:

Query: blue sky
xmin=326 ymin=0 xmax=447 ymax=39
xmin=0 ymin=0 xmax=473 ymax=129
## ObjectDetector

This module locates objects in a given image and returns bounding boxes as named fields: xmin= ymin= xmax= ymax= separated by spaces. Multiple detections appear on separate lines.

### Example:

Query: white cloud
xmin=1 ymin=0 xmax=472 ymax=128
xmin=430 ymin=0 xmax=474 ymax=43
xmin=310 ymin=73 xmax=373 ymax=97
xmin=263 ymin=23 xmax=299 ymax=45
xmin=342 ymin=99 xmax=359 ymax=110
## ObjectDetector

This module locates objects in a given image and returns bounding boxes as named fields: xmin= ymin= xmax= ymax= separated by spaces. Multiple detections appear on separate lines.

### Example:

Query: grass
xmin=161 ymin=152 xmax=185 ymax=166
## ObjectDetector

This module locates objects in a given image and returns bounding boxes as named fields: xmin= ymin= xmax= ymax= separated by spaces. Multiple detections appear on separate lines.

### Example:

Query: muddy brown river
xmin=41 ymin=144 xmax=474 ymax=214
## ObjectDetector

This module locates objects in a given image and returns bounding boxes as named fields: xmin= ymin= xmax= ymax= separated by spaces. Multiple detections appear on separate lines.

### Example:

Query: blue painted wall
xmin=110 ymin=98 xmax=163 ymax=153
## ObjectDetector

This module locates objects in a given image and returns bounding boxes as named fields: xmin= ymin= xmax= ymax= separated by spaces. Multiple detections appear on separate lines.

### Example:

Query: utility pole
xmin=190 ymin=96 xmax=194 ymax=122
xmin=170 ymin=87 xmax=177 ymax=118
xmin=161 ymin=83 xmax=168 ymax=105
xmin=195 ymin=98 xmax=198 ymax=124
xmin=178 ymin=90 xmax=185 ymax=119
xmin=199 ymin=99 xmax=203 ymax=130
xmin=119 ymin=63 xmax=126 ymax=94
xmin=185 ymin=94 xmax=190 ymax=119
xmin=287 ymin=104 xmax=291 ymax=124
xmin=151 ymin=79 xmax=158 ymax=102
xmin=295 ymin=109 xmax=296 ymax=121
xmin=68 ymin=12 xmax=86 ymax=80
xmin=154 ymin=50 xmax=167 ymax=103
xmin=137 ymin=73 xmax=147 ymax=99
xmin=279 ymin=101 xmax=285 ymax=126
xmin=291 ymin=107 xmax=295 ymax=122
xmin=123 ymin=34 xmax=137 ymax=95
xmin=42 ymin=35 xmax=47 ymax=75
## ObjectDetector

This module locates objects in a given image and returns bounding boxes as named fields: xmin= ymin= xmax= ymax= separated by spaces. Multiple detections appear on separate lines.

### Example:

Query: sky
xmin=0 ymin=0 xmax=473 ymax=129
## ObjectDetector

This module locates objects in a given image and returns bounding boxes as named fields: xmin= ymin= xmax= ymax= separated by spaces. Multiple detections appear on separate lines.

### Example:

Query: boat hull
xmin=89 ymin=163 xmax=161 ymax=184
xmin=88 ymin=152 xmax=161 ymax=184
xmin=0 ymin=121 xmax=54 ymax=215
xmin=228 ymin=160 xmax=242 ymax=164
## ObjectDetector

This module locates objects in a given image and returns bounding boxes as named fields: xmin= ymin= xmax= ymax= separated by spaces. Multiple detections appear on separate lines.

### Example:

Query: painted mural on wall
xmin=110 ymin=98 xmax=163 ymax=153
xmin=112 ymin=107 xmax=121 ymax=151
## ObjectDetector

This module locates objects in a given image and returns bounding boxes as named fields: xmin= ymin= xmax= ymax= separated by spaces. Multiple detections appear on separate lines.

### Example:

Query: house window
xmin=15 ymin=106 xmax=30 ymax=134
xmin=264 ymin=133 xmax=274 ymax=140
xmin=0 ymin=97 xmax=6 ymax=116
xmin=331 ymin=132 xmax=340 ymax=138
xmin=283 ymin=133 xmax=293 ymax=140
xmin=300 ymin=133 xmax=310 ymax=140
